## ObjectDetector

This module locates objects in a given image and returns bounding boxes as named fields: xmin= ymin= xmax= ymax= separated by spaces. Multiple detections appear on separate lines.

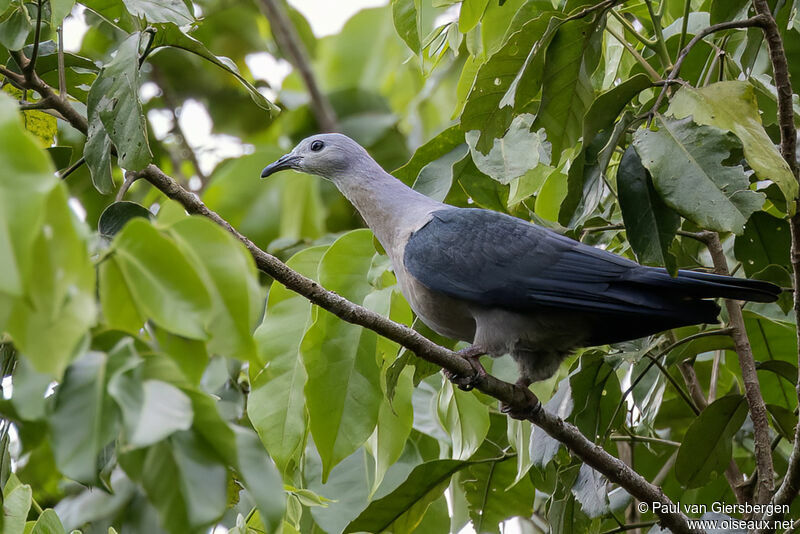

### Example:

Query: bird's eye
xmin=310 ymin=140 xmax=324 ymax=152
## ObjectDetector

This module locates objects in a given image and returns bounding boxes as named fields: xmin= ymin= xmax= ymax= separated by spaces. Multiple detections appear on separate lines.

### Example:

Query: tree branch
xmin=257 ymin=0 xmax=338 ymax=132
xmin=699 ymin=231 xmax=774 ymax=506
xmin=11 ymin=51 xmax=700 ymax=534
xmin=749 ymin=0 xmax=800 ymax=524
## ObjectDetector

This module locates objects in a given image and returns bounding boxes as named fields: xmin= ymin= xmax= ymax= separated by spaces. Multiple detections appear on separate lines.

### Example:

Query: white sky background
xmin=62 ymin=2 xmax=530 ymax=533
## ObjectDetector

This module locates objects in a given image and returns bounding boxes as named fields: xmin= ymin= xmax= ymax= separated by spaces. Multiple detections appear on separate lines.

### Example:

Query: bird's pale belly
xmin=396 ymin=270 xmax=477 ymax=342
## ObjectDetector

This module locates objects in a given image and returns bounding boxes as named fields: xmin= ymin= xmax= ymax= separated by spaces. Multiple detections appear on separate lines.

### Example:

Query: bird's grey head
xmin=260 ymin=133 xmax=372 ymax=182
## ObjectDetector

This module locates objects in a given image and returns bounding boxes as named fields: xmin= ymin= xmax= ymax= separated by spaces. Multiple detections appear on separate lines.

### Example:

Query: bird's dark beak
xmin=260 ymin=154 xmax=301 ymax=178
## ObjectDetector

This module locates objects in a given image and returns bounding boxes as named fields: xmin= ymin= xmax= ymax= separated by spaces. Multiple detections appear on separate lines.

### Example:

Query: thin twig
xmin=609 ymin=9 xmax=658 ymax=48
xmin=257 ymin=0 xmax=338 ymax=132
xmin=57 ymin=25 xmax=66 ymax=99
xmin=26 ymin=0 xmax=44 ymax=80
xmin=649 ymin=15 xmax=769 ymax=115
xmin=59 ymin=157 xmax=85 ymax=180
xmin=606 ymin=25 xmax=662 ymax=82
xmin=677 ymin=0 xmax=692 ymax=52
xmin=116 ymin=171 xmax=139 ymax=201
xmin=611 ymin=434 xmax=680 ymax=447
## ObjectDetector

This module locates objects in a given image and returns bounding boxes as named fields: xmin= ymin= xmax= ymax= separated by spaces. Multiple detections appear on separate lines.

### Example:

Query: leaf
xmin=301 ymin=230 xmax=382 ymax=480
xmin=507 ymin=419 xmax=533 ymax=486
xmin=50 ymin=0 xmax=77 ymax=27
xmin=83 ymin=112 xmax=114 ymax=194
xmin=582 ymin=73 xmax=652 ymax=149
xmin=150 ymin=23 xmax=279 ymax=115
xmin=121 ymin=0 xmax=193 ymax=25
xmin=571 ymin=464 xmax=608 ymax=518
xmin=0 ymin=6 xmax=31 ymax=51
xmin=530 ymin=16 xmax=603 ymax=162
xmin=756 ymin=360 xmax=798 ymax=386
xmin=633 ymin=115 xmax=764 ymax=234
xmin=369 ymin=366 xmax=414 ymax=496
xmin=168 ymin=217 xmax=261 ymax=361
xmin=461 ymin=456 xmax=535 ymax=533
xmin=3 ymin=476 xmax=32 ymax=534
xmin=675 ymin=395 xmax=748 ymax=488
xmin=459 ymin=0 xmax=489 ymax=33
xmin=461 ymin=12 xmax=559 ymax=153
xmin=393 ymin=125 xmax=464 ymax=185
xmin=617 ymin=145 xmax=680 ymax=272
xmin=392 ymin=0 xmax=420 ymax=54
xmin=87 ymin=32 xmax=153 ymax=172
xmin=344 ymin=459 xmax=471 ymax=533
xmin=437 ymin=380 xmax=491 ymax=461
xmin=466 ymin=114 xmax=550 ymax=184
xmin=710 ymin=0 xmax=751 ymax=24
xmin=21 ymin=108 xmax=57 ymax=148
xmin=249 ymin=246 xmax=327 ymax=472
xmin=668 ymin=81 xmax=798 ymax=211
xmin=48 ymin=351 xmax=120 ymax=484
xmin=31 ymin=508 xmax=67 ymax=534
xmin=98 ymin=201 xmax=153 ymax=237
xmin=111 ymin=218 xmax=212 ymax=339
xmin=767 ymin=403 xmax=798 ymax=440
xmin=6 ymin=186 xmax=96 ymax=377
xmin=733 ymin=211 xmax=791 ymax=277
xmin=99 ymin=257 xmax=145 ymax=334
xmin=412 ymin=144 xmax=468 ymax=200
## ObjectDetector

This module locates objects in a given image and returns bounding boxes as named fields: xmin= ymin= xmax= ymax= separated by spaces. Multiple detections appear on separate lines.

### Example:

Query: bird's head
xmin=260 ymin=133 xmax=371 ymax=182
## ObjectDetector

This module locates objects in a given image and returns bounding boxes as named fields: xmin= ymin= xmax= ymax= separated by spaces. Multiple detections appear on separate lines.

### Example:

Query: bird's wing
xmin=403 ymin=208 xmax=695 ymax=318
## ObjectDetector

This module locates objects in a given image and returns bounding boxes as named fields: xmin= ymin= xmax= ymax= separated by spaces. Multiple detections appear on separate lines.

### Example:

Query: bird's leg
xmin=443 ymin=345 xmax=487 ymax=391
xmin=500 ymin=377 xmax=542 ymax=420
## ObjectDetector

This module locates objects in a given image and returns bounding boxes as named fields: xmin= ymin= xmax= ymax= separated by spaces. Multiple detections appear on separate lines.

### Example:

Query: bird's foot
xmin=500 ymin=378 xmax=542 ymax=420
xmin=443 ymin=345 xmax=487 ymax=391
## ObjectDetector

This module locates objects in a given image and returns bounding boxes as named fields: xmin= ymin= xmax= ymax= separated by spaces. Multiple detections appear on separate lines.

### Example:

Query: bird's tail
xmin=633 ymin=268 xmax=781 ymax=303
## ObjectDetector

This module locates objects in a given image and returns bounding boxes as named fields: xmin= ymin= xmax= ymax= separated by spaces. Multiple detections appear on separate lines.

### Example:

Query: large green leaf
xmin=249 ymin=246 xmax=327 ymax=472
xmin=668 ymin=82 xmax=798 ymax=210
xmin=344 ymin=459 xmax=471 ymax=533
xmin=618 ymin=145 xmax=680 ymax=272
xmin=462 ymin=456 xmax=535 ymax=533
xmin=150 ymin=23 xmax=279 ymax=115
xmin=2 ymin=476 xmax=32 ymax=534
xmin=301 ymin=230 xmax=383 ymax=480
xmin=111 ymin=218 xmax=212 ymax=339
xmin=121 ymin=0 xmax=194 ymax=25
xmin=391 ymin=0 xmax=421 ymax=54
xmin=31 ymin=508 xmax=67 ymax=534
xmin=0 ymin=5 xmax=31 ymax=51
xmin=168 ymin=217 xmax=261 ymax=361
xmin=675 ymin=395 xmax=748 ymax=488
xmin=582 ymin=73 xmax=651 ymax=149
xmin=733 ymin=211 xmax=791 ymax=276
xmin=48 ymin=351 xmax=120 ymax=484
xmin=633 ymin=115 xmax=764 ymax=234
xmin=465 ymin=113 xmax=550 ymax=184
xmin=459 ymin=0 xmax=489 ymax=33
xmin=437 ymin=381 xmax=490 ymax=461
xmin=393 ymin=125 xmax=464 ymax=185
xmin=86 ymin=33 xmax=153 ymax=173
xmin=531 ymin=16 xmax=602 ymax=162
xmin=460 ymin=12 xmax=559 ymax=153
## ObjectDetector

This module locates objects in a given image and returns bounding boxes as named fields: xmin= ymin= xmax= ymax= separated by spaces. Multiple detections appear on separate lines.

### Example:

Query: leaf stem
xmin=26 ymin=0 xmax=44 ymax=80
xmin=677 ymin=0 xmax=692 ymax=53
xmin=609 ymin=9 xmax=658 ymax=48
xmin=643 ymin=0 xmax=672 ymax=69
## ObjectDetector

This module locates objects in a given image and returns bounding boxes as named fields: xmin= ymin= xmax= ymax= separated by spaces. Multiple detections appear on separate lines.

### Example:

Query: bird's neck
xmin=335 ymin=167 xmax=443 ymax=250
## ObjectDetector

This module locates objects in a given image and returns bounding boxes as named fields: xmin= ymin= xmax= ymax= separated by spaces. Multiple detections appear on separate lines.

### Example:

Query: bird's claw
xmin=500 ymin=380 xmax=542 ymax=420
xmin=444 ymin=345 xmax=488 ymax=391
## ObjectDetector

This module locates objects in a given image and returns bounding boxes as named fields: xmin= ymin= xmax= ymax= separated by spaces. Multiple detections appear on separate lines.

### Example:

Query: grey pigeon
xmin=261 ymin=133 xmax=780 ymax=392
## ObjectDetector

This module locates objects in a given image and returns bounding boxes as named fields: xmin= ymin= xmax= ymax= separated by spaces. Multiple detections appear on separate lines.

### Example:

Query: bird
xmin=261 ymin=133 xmax=781 ymax=397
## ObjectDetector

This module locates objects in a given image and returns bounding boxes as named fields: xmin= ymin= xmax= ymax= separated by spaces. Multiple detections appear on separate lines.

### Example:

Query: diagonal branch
xmin=257 ymin=0 xmax=338 ymax=132
xmin=15 ymin=63 xmax=699 ymax=534
xmin=749 ymin=0 xmax=800 ymax=526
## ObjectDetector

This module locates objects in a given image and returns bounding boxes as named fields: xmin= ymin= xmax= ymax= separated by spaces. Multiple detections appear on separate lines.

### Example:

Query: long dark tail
xmin=630 ymin=268 xmax=781 ymax=303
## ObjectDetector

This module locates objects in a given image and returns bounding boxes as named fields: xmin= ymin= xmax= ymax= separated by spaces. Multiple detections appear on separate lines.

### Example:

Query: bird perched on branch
xmin=261 ymin=133 xmax=780 ymax=395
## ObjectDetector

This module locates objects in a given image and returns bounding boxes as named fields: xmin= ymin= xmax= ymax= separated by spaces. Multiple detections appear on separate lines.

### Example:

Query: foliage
xmin=0 ymin=0 xmax=799 ymax=532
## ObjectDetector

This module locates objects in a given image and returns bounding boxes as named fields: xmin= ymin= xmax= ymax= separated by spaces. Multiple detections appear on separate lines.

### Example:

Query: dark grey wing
xmin=404 ymin=209 xmax=777 ymax=342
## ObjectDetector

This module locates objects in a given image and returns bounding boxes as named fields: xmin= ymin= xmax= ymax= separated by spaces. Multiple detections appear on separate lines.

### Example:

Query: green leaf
xmin=437 ymin=380 xmax=490 ymax=461
xmin=99 ymin=257 xmax=145 ymax=334
xmin=391 ymin=0 xmax=420 ymax=54
xmin=31 ymin=508 xmax=67 ymax=534
xmin=150 ymin=23 xmax=279 ymax=116
xmin=301 ymin=230 xmax=383 ymax=480
xmin=6 ymin=185 xmax=96 ymax=377
xmin=48 ymin=351 xmax=120 ymax=484
xmin=111 ymin=218 xmax=212 ymax=339
xmin=530 ymin=16 xmax=603 ymax=162
xmin=344 ymin=459 xmax=471 ymax=533
xmin=461 ymin=12 xmax=559 ymax=153
xmin=393 ymin=125 xmax=464 ymax=185
xmin=98 ymin=201 xmax=153 ymax=237
xmin=734 ymin=211 xmax=791 ymax=277
xmin=633 ymin=115 xmax=764 ymax=234
xmin=465 ymin=113 xmax=550 ymax=184
xmin=571 ymin=464 xmax=608 ymax=518
xmin=675 ymin=395 xmax=748 ymax=488
xmin=668 ymin=81 xmax=798 ymax=211
xmin=3 ymin=476 xmax=32 ymax=534
xmin=87 ymin=33 xmax=153 ymax=172
xmin=462 ymin=456 xmax=535 ymax=533
xmin=507 ymin=419 xmax=533 ymax=486
xmin=369 ymin=365 xmax=414 ymax=496
xmin=249 ymin=246 xmax=327 ymax=472
xmin=121 ymin=0 xmax=193 ymax=25
xmin=459 ymin=0 xmax=489 ymax=33
xmin=617 ymin=145 xmax=680 ymax=272
xmin=767 ymin=403 xmax=798 ymax=440
xmin=710 ymin=0 xmax=750 ymax=24
xmin=582 ymin=73 xmax=652 ymax=149
xmin=0 ymin=6 xmax=32 ymax=51
xmin=412 ymin=144 xmax=467 ymax=200
xmin=756 ymin=360 xmax=798 ymax=386
xmin=168 ymin=217 xmax=261 ymax=361
xmin=20 ymin=109 xmax=57 ymax=148
xmin=231 ymin=427 xmax=286 ymax=534
xmin=45 ymin=146 xmax=73 ymax=170
xmin=83 ymin=112 xmax=114 ymax=194
xmin=50 ymin=0 xmax=76 ymax=27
